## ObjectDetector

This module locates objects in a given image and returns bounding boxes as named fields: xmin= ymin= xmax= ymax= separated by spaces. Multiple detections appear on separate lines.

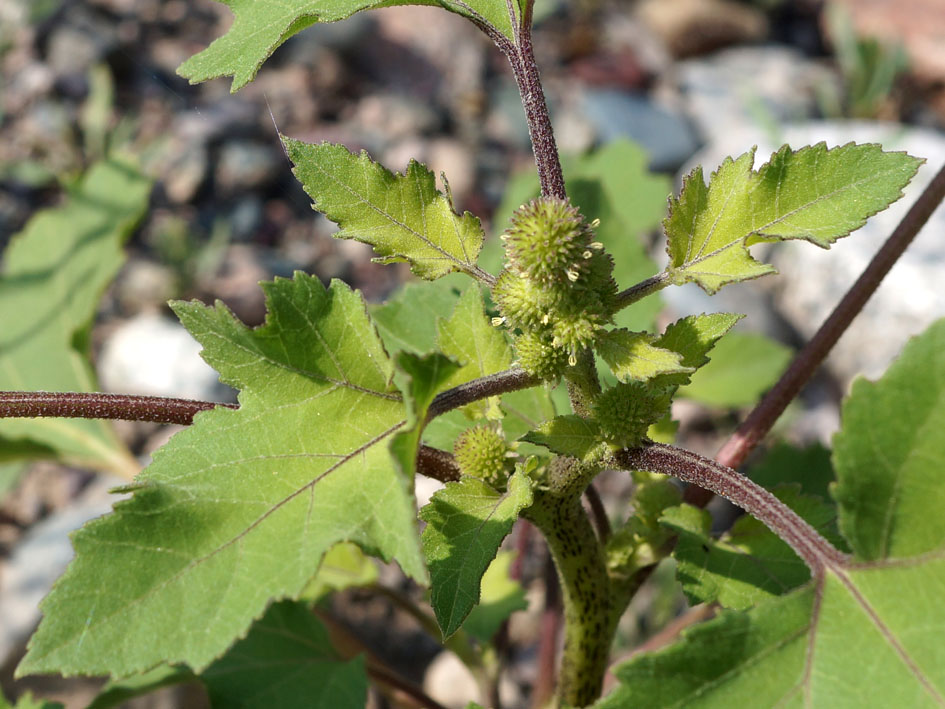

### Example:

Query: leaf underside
xmin=664 ymin=142 xmax=922 ymax=294
xmin=19 ymin=274 xmax=424 ymax=678
xmin=602 ymin=319 xmax=945 ymax=707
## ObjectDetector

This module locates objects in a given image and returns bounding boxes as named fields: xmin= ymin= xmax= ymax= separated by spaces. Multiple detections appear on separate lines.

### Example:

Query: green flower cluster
xmin=592 ymin=381 xmax=673 ymax=449
xmin=453 ymin=424 xmax=514 ymax=490
xmin=492 ymin=198 xmax=617 ymax=378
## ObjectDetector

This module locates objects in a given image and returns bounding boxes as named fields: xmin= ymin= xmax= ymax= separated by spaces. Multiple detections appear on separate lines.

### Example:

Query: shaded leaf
xmin=0 ymin=157 xmax=150 ymax=477
xmin=202 ymin=600 xmax=366 ymax=708
xmin=420 ymin=471 xmax=533 ymax=638
xmin=437 ymin=287 xmax=513 ymax=388
xmin=664 ymin=486 xmax=844 ymax=610
xmin=463 ymin=551 xmax=528 ymax=643
xmin=371 ymin=277 xmax=465 ymax=355
xmin=749 ymin=441 xmax=834 ymax=502
xmin=19 ymin=275 xmax=424 ymax=677
xmin=602 ymin=319 xmax=945 ymax=707
xmin=678 ymin=332 xmax=791 ymax=407
xmin=286 ymin=140 xmax=485 ymax=280
xmin=664 ymin=143 xmax=922 ymax=293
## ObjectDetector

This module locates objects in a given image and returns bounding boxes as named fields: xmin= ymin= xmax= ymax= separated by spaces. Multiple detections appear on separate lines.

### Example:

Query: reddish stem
xmin=0 ymin=390 xmax=234 ymax=426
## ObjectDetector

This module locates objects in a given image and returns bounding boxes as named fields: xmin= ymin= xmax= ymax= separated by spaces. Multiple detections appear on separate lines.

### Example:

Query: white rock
xmin=98 ymin=313 xmax=232 ymax=401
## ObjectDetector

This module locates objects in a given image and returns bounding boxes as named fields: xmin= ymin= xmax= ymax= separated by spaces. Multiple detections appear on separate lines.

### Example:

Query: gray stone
xmin=677 ymin=46 xmax=835 ymax=144
xmin=215 ymin=141 xmax=280 ymax=193
xmin=575 ymin=88 xmax=700 ymax=172
xmin=98 ymin=313 xmax=233 ymax=402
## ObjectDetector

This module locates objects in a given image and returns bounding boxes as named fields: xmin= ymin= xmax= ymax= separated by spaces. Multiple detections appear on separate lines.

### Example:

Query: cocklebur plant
xmin=2 ymin=1 xmax=945 ymax=708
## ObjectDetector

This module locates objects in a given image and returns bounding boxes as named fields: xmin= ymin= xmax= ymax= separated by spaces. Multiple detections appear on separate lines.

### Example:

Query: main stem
xmin=507 ymin=23 xmax=566 ymax=199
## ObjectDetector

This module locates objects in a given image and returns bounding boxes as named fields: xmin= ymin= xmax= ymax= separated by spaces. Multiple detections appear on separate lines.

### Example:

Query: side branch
xmin=613 ymin=272 xmax=670 ymax=313
xmin=617 ymin=442 xmax=848 ymax=573
xmin=0 ymin=391 xmax=235 ymax=426
xmin=427 ymin=367 xmax=539 ymax=420
xmin=715 ymin=161 xmax=945 ymax=472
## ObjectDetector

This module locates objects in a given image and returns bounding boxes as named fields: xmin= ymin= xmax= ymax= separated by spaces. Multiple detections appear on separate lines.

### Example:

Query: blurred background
xmin=1 ymin=0 xmax=944 ymax=706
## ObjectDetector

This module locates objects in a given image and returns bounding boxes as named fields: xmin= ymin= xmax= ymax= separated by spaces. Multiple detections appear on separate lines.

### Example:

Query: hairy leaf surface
xmin=523 ymin=415 xmax=602 ymax=462
xmin=603 ymin=319 xmax=945 ymax=707
xmin=420 ymin=471 xmax=533 ymax=638
xmin=0 ymin=158 xmax=149 ymax=477
xmin=437 ymin=287 xmax=512 ymax=388
xmin=202 ymin=601 xmax=366 ymax=708
xmin=178 ymin=0 xmax=523 ymax=92
xmin=596 ymin=329 xmax=691 ymax=383
xmin=286 ymin=140 xmax=485 ymax=281
xmin=664 ymin=143 xmax=921 ymax=293
xmin=19 ymin=275 xmax=424 ymax=677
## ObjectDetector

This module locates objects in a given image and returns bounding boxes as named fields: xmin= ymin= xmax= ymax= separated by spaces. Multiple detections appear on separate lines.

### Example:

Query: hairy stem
xmin=563 ymin=348 xmax=602 ymax=418
xmin=427 ymin=368 xmax=540 ymax=420
xmin=416 ymin=445 xmax=461 ymax=482
xmin=506 ymin=24 xmax=566 ymax=199
xmin=618 ymin=442 xmax=848 ymax=573
xmin=714 ymin=160 xmax=945 ymax=473
xmin=0 ymin=368 xmax=539 ymax=429
xmin=526 ymin=488 xmax=616 ymax=707
xmin=0 ymin=390 xmax=235 ymax=425
xmin=612 ymin=272 xmax=671 ymax=313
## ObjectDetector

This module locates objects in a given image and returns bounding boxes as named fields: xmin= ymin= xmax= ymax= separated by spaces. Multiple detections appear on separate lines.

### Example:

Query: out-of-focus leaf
xmin=0 ymin=157 xmax=150 ymax=477
xmin=202 ymin=601 xmax=366 ymax=708
xmin=462 ymin=551 xmax=528 ymax=643
xmin=678 ymin=332 xmax=791 ymax=407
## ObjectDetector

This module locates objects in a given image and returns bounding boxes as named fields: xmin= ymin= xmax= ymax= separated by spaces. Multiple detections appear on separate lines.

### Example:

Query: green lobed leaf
xmin=177 ymin=0 xmax=523 ymax=92
xmin=371 ymin=277 xmax=465 ymax=355
xmin=595 ymin=329 xmax=692 ymax=384
xmin=522 ymin=415 xmax=603 ymax=462
xmin=437 ymin=287 xmax=513 ymax=389
xmin=603 ymin=319 xmax=945 ymax=707
xmin=651 ymin=313 xmax=743 ymax=388
xmin=663 ymin=486 xmax=844 ymax=611
xmin=833 ymin=318 xmax=945 ymax=561
xmin=201 ymin=600 xmax=367 ymax=708
xmin=678 ymin=332 xmax=791 ymax=407
xmin=286 ymin=139 xmax=485 ymax=281
xmin=0 ymin=157 xmax=150 ymax=477
xmin=420 ymin=471 xmax=534 ymax=638
xmin=18 ymin=275 xmax=425 ymax=677
xmin=462 ymin=550 xmax=528 ymax=643
xmin=664 ymin=143 xmax=922 ymax=294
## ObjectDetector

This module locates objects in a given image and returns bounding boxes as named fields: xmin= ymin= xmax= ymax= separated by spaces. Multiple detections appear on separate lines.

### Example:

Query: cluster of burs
xmin=492 ymin=198 xmax=617 ymax=379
